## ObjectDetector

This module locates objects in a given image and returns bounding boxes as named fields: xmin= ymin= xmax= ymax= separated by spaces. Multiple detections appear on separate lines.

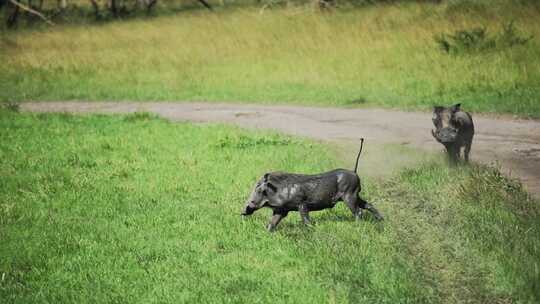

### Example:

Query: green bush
xmin=435 ymin=21 xmax=533 ymax=55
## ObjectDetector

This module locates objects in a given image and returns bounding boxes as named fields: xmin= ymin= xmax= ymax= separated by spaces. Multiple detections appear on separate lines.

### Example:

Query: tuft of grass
xmin=213 ymin=134 xmax=295 ymax=149
xmin=1 ymin=101 xmax=20 ymax=112
xmin=1 ymin=2 xmax=540 ymax=117
xmin=1 ymin=110 xmax=539 ymax=303
xmin=123 ymin=111 xmax=161 ymax=122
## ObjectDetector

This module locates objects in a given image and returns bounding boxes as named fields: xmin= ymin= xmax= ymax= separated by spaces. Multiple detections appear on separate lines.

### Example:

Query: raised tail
xmin=353 ymin=138 xmax=365 ymax=173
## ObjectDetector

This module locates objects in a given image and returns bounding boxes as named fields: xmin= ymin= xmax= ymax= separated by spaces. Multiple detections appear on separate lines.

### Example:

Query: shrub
xmin=435 ymin=21 xmax=533 ymax=55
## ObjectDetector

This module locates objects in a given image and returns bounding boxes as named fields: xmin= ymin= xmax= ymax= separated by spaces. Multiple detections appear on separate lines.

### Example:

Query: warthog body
xmin=241 ymin=140 xmax=383 ymax=231
xmin=431 ymin=104 xmax=474 ymax=163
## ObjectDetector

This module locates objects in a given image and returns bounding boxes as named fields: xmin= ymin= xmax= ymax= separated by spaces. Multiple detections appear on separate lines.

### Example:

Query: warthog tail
xmin=354 ymin=138 xmax=365 ymax=173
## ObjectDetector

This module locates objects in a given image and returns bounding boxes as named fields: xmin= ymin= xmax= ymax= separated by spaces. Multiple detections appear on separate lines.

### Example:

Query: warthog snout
xmin=241 ymin=202 xmax=257 ymax=216
xmin=241 ymin=205 xmax=256 ymax=216
xmin=433 ymin=127 xmax=458 ymax=143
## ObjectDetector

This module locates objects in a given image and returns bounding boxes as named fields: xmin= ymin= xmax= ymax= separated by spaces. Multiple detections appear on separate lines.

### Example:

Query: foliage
xmin=435 ymin=21 xmax=533 ymax=55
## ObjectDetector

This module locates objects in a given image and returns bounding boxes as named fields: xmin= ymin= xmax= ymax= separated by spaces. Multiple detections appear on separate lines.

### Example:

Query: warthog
xmin=241 ymin=139 xmax=383 ymax=232
xmin=431 ymin=103 xmax=475 ymax=163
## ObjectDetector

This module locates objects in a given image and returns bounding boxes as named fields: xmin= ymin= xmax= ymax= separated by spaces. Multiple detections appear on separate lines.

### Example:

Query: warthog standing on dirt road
xmin=241 ymin=139 xmax=383 ymax=232
xmin=431 ymin=103 xmax=475 ymax=163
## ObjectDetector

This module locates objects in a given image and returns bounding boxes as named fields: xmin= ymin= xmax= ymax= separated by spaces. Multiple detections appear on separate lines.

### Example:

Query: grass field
xmin=1 ymin=1 xmax=540 ymax=117
xmin=1 ymin=108 xmax=539 ymax=303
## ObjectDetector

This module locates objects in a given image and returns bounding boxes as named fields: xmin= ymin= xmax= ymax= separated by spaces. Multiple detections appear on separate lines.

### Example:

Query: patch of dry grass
xmin=1 ymin=2 xmax=540 ymax=116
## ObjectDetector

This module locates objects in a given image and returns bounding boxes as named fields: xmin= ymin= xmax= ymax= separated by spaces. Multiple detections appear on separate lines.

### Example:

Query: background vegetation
xmin=1 ymin=0 xmax=540 ymax=117
xmin=1 ymin=109 xmax=539 ymax=303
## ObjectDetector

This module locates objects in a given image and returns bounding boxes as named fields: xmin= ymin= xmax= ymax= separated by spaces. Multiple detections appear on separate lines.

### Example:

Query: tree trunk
xmin=110 ymin=0 xmax=117 ymax=17
xmin=89 ymin=0 xmax=99 ymax=19
xmin=146 ymin=0 xmax=156 ymax=14
xmin=6 ymin=0 xmax=54 ymax=26
xmin=6 ymin=2 xmax=20 ymax=28
xmin=197 ymin=0 xmax=212 ymax=11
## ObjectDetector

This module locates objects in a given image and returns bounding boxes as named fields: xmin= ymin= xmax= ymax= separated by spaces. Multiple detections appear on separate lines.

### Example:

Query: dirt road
xmin=21 ymin=102 xmax=540 ymax=197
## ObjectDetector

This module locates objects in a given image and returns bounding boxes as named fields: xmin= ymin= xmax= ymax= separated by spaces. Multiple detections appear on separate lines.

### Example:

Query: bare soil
xmin=21 ymin=102 xmax=540 ymax=197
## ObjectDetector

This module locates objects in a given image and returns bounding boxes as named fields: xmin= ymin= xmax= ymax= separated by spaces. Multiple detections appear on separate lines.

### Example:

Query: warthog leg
xmin=464 ymin=141 xmax=472 ymax=163
xmin=358 ymin=197 xmax=384 ymax=221
xmin=343 ymin=192 xmax=363 ymax=221
xmin=267 ymin=211 xmax=288 ymax=232
xmin=298 ymin=204 xmax=312 ymax=226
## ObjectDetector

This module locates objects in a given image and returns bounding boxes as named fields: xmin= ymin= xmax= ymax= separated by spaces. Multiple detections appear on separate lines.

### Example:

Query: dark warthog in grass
xmin=241 ymin=139 xmax=383 ymax=232
xmin=431 ymin=103 xmax=474 ymax=164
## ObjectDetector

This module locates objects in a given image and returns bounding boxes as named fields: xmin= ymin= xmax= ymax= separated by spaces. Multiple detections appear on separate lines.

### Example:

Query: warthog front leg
xmin=445 ymin=144 xmax=459 ymax=165
xmin=267 ymin=211 xmax=288 ymax=232
xmin=464 ymin=141 xmax=472 ymax=163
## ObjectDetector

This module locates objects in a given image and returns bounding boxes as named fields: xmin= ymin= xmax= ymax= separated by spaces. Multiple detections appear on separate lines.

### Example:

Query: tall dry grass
xmin=1 ymin=2 xmax=540 ymax=116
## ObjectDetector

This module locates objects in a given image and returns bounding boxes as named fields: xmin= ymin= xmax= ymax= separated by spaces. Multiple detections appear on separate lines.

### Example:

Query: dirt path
xmin=21 ymin=102 xmax=540 ymax=197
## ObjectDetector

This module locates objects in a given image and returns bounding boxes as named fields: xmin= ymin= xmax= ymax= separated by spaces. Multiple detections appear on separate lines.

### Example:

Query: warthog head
xmin=241 ymin=174 xmax=277 ymax=216
xmin=432 ymin=104 xmax=461 ymax=144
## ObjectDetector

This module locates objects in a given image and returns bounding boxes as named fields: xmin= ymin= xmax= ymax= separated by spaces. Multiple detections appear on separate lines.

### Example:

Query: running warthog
xmin=431 ymin=103 xmax=474 ymax=163
xmin=241 ymin=139 xmax=383 ymax=232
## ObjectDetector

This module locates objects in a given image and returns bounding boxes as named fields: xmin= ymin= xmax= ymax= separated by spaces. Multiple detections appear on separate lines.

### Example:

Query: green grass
xmin=1 ymin=2 xmax=540 ymax=117
xmin=1 ymin=109 xmax=539 ymax=303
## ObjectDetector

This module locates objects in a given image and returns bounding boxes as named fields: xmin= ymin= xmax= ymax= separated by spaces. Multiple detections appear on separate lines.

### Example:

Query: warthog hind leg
xmin=358 ymin=197 xmax=384 ymax=221
xmin=298 ymin=204 xmax=312 ymax=226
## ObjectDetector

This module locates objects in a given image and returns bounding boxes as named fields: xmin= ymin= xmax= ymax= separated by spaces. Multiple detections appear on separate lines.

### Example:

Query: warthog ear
xmin=451 ymin=103 xmax=461 ymax=113
xmin=433 ymin=106 xmax=444 ymax=113
xmin=263 ymin=173 xmax=270 ymax=181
